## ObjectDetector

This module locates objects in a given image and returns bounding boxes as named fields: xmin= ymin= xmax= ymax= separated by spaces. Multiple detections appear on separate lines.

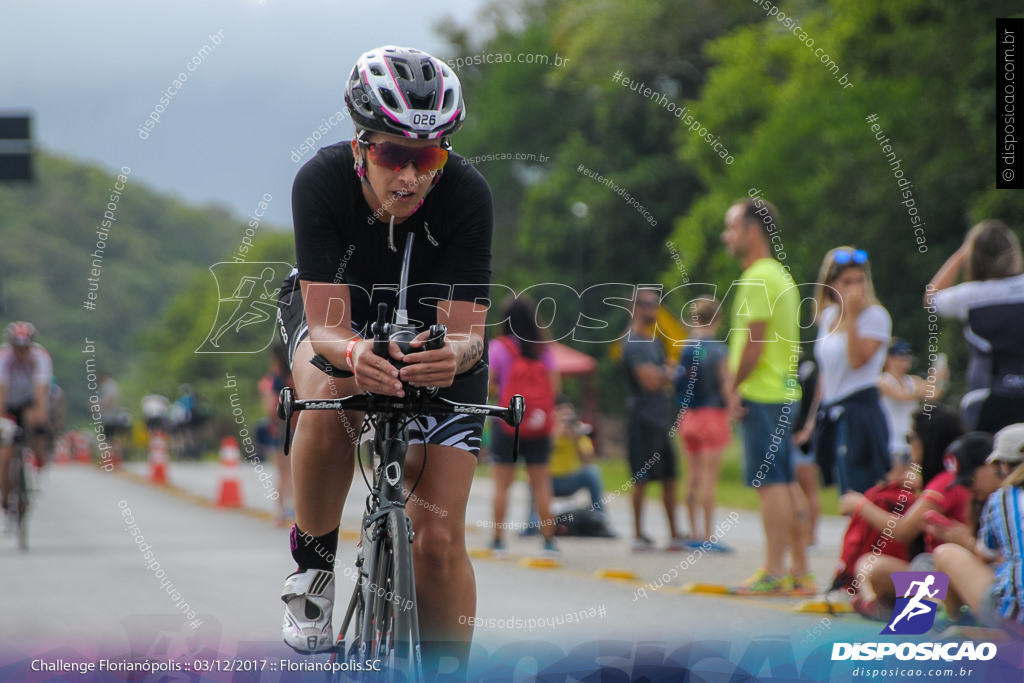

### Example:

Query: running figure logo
xmin=882 ymin=571 xmax=949 ymax=635
xmin=197 ymin=262 xmax=293 ymax=353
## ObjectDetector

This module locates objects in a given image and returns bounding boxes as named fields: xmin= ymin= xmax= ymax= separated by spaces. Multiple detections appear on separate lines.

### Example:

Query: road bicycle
xmin=4 ymin=424 xmax=32 ymax=551
xmin=278 ymin=234 xmax=524 ymax=680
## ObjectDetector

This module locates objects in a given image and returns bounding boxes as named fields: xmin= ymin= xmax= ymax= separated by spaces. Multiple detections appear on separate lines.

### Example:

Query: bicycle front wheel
xmin=9 ymin=449 xmax=28 ymax=551
xmin=359 ymin=508 xmax=421 ymax=680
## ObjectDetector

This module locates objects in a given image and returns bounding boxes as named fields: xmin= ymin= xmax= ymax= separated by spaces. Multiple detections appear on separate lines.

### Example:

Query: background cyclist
xmin=276 ymin=46 xmax=492 ymax=669
xmin=0 ymin=322 xmax=53 ymax=513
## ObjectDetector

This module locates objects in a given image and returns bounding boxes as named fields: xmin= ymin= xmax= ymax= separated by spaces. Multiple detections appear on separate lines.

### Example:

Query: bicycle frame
xmin=5 ymin=426 xmax=30 ymax=551
xmin=277 ymin=232 xmax=524 ymax=677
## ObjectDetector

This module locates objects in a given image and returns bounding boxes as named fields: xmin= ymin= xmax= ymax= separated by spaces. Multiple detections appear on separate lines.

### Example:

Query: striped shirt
xmin=980 ymin=485 xmax=1024 ymax=622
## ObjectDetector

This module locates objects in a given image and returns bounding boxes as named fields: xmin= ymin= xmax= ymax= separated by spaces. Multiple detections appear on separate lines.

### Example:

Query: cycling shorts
xmin=277 ymin=271 xmax=489 ymax=456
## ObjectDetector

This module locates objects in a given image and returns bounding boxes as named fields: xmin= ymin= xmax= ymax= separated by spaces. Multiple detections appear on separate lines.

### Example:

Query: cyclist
xmin=276 ymin=46 xmax=492 ymax=662
xmin=0 ymin=322 xmax=53 ymax=513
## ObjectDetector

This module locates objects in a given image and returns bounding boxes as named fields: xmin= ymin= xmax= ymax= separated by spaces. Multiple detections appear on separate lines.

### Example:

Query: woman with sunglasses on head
xmin=927 ymin=219 xmax=1024 ymax=433
xmin=275 ymin=46 xmax=492 ymax=666
xmin=811 ymin=247 xmax=892 ymax=493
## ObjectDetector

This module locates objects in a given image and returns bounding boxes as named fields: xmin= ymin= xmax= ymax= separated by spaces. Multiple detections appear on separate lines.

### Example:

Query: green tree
xmin=671 ymin=0 xmax=1021 ymax=363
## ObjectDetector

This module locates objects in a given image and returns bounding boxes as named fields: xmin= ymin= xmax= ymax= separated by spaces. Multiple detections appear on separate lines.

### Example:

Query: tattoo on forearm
xmin=458 ymin=339 xmax=484 ymax=369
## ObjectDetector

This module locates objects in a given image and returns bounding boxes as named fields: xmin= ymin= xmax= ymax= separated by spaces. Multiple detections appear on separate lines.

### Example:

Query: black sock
xmin=289 ymin=524 xmax=339 ymax=572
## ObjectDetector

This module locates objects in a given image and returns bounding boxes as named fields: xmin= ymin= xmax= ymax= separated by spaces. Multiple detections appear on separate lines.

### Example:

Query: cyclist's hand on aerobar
xmin=351 ymin=340 xmax=406 ymax=397
xmin=397 ymin=330 xmax=458 ymax=388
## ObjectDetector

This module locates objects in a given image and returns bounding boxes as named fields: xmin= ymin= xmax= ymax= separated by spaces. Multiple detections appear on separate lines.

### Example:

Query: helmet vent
xmin=369 ymin=65 xmax=384 ymax=76
xmin=378 ymin=88 xmax=402 ymax=111
xmin=442 ymin=89 xmax=454 ymax=110
xmin=390 ymin=60 xmax=412 ymax=81
xmin=421 ymin=61 xmax=435 ymax=81
xmin=408 ymin=91 xmax=435 ymax=111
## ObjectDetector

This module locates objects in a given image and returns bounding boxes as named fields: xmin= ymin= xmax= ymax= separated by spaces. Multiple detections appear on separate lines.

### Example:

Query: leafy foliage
xmin=0 ymin=152 xmax=286 ymax=423
xmin=439 ymin=0 xmax=1022 ymax=410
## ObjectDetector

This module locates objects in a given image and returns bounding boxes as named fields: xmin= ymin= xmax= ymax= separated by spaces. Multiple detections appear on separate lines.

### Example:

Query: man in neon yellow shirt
xmin=721 ymin=197 xmax=814 ymax=596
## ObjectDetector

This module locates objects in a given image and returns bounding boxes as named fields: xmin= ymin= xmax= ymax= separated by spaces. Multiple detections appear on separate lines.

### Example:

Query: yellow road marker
xmin=793 ymin=598 xmax=855 ymax=614
xmin=681 ymin=582 xmax=732 ymax=595
xmin=519 ymin=557 xmax=562 ymax=569
xmin=594 ymin=569 xmax=639 ymax=581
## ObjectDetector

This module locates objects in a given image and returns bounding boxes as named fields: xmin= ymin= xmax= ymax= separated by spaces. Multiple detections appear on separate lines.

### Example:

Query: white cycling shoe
xmin=281 ymin=569 xmax=335 ymax=653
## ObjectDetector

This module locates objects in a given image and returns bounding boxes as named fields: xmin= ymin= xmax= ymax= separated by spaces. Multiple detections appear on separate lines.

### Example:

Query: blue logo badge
xmin=882 ymin=571 xmax=949 ymax=635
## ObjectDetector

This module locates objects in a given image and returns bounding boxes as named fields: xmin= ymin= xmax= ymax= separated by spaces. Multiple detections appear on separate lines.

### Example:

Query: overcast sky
xmin=0 ymin=0 xmax=489 ymax=227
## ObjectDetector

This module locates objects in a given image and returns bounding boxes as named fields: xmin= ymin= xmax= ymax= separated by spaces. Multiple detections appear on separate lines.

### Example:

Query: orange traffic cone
xmin=216 ymin=436 xmax=244 ymax=508
xmin=73 ymin=431 xmax=91 ymax=463
xmin=54 ymin=433 xmax=70 ymax=464
xmin=149 ymin=430 xmax=170 ymax=485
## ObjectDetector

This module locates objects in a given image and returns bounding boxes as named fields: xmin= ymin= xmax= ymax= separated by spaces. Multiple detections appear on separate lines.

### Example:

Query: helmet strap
xmin=353 ymin=129 xmax=378 ymax=198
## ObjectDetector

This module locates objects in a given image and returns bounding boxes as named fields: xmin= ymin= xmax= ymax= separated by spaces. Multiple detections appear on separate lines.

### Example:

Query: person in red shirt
xmin=838 ymin=407 xmax=980 ymax=619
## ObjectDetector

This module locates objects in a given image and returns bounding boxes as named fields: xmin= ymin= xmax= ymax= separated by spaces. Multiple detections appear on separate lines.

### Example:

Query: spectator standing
xmin=258 ymin=342 xmax=295 ymax=526
xmin=622 ymin=286 xmax=684 ymax=552
xmin=878 ymin=339 xmax=947 ymax=466
xmin=792 ymin=349 xmax=823 ymax=548
xmin=928 ymin=220 xmax=1024 ymax=432
xmin=98 ymin=371 xmax=129 ymax=464
xmin=812 ymin=247 xmax=892 ymax=493
xmin=489 ymin=295 xmax=561 ymax=557
xmin=675 ymin=298 xmax=733 ymax=551
xmin=720 ymin=198 xmax=812 ymax=595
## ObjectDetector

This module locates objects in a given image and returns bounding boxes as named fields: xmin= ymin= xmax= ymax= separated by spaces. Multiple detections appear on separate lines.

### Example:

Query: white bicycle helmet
xmin=345 ymin=45 xmax=465 ymax=140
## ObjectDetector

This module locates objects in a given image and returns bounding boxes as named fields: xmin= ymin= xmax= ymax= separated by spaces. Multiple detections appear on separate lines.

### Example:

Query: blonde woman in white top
xmin=811 ymin=247 xmax=892 ymax=493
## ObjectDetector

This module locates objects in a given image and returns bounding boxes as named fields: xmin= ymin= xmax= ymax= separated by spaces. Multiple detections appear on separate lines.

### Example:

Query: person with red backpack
xmin=488 ymin=295 xmax=561 ymax=557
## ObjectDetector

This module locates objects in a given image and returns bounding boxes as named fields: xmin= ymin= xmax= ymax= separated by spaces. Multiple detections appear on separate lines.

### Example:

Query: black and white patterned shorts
xmin=277 ymin=269 xmax=488 ymax=456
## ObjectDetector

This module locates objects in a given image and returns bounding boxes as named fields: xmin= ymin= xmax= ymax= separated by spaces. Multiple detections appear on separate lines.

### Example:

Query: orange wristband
xmin=346 ymin=340 xmax=358 ymax=370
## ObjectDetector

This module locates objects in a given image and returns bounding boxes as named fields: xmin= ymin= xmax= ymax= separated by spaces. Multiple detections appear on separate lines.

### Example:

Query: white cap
xmin=986 ymin=424 xmax=1024 ymax=464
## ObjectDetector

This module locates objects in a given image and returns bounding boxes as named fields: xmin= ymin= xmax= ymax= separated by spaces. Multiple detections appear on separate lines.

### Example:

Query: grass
xmin=478 ymin=439 xmax=840 ymax=516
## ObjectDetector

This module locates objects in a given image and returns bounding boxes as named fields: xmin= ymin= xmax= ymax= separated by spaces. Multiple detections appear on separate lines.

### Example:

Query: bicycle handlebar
xmin=287 ymin=250 xmax=524 ymax=459
xmin=280 ymin=389 xmax=524 ymax=425
xmin=278 ymin=387 xmax=525 ymax=457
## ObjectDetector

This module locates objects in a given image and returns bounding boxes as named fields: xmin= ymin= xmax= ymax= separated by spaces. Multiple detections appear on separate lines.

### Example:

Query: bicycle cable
xmin=356 ymin=414 xmax=375 ymax=495
xmin=403 ymin=414 xmax=429 ymax=505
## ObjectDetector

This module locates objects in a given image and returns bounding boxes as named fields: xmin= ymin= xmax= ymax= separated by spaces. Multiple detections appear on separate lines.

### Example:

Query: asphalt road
xmin=0 ymin=460 xmax=883 ymax=670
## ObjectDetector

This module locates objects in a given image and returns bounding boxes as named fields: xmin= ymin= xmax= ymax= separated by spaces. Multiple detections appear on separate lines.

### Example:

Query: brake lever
xmin=424 ymin=324 xmax=447 ymax=351
xmin=278 ymin=387 xmax=295 ymax=456
xmin=506 ymin=394 xmax=525 ymax=464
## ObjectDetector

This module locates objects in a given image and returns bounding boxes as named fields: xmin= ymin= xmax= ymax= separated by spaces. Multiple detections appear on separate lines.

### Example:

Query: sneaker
xmin=787 ymin=572 xmax=818 ymax=597
xmin=632 ymin=535 xmax=656 ymax=553
xmin=707 ymin=541 xmax=733 ymax=553
xmin=541 ymin=537 xmax=561 ymax=558
xmin=489 ymin=537 xmax=508 ymax=558
xmin=666 ymin=536 xmax=690 ymax=552
xmin=851 ymin=595 xmax=889 ymax=622
xmin=281 ymin=569 xmax=335 ymax=653
xmin=732 ymin=568 xmax=786 ymax=596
